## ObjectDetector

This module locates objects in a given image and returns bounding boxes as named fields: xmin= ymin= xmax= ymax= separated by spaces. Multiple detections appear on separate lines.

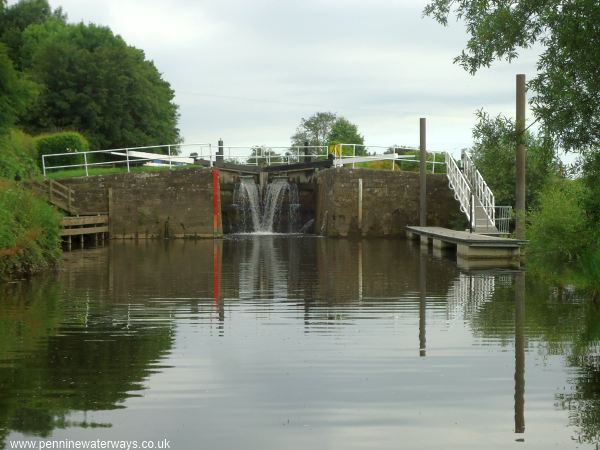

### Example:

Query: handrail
xmin=28 ymin=179 xmax=76 ymax=214
xmin=462 ymin=152 xmax=495 ymax=226
xmin=444 ymin=152 xmax=472 ymax=225
xmin=42 ymin=143 xmax=213 ymax=176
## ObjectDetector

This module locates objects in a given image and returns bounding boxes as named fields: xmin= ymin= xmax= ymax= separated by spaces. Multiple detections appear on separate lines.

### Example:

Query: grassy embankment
xmin=0 ymin=130 xmax=62 ymax=280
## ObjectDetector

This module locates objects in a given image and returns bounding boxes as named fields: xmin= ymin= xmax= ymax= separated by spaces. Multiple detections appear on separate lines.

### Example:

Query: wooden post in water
xmin=358 ymin=178 xmax=363 ymax=233
xmin=419 ymin=118 xmax=427 ymax=226
xmin=212 ymin=169 xmax=220 ymax=237
xmin=107 ymin=188 xmax=113 ymax=238
xmin=516 ymin=75 xmax=526 ymax=240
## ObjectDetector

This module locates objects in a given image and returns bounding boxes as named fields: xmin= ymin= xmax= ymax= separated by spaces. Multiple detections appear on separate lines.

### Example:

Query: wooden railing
xmin=28 ymin=179 xmax=77 ymax=215
xmin=60 ymin=215 xmax=109 ymax=236
xmin=60 ymin=214 xmax=109 ymax=250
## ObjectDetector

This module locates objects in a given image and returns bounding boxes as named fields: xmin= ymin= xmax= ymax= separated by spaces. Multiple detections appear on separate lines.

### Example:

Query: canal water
xmin=1 ymin=237 xmax=599 ymax=449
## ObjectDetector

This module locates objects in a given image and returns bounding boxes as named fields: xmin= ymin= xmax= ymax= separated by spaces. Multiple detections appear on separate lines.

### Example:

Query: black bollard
xmin=217 ymin=139 xmax=224 ymax=163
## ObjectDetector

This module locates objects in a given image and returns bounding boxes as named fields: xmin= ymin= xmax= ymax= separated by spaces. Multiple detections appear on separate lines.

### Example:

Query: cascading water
xmin=233 ymin=177 xmax=301 ymax=233
xmin=233 ymin=177 xmax=261 ymax=233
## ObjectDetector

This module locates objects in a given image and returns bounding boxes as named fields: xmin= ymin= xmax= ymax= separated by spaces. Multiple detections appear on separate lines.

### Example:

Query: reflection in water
xmin=419 ymin=251 xmax=427 ymax=357
xmin=0 ymin=269 xmax=173 ymax=448
xmin=1 ymin=238 xmax=599 ymax=449
xmin=515 ymin=273 xmax=526 ymax=437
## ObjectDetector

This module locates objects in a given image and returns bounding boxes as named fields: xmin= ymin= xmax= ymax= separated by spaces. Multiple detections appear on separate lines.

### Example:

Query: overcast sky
xmin=37 ymin=0 xmax=539 ymax=154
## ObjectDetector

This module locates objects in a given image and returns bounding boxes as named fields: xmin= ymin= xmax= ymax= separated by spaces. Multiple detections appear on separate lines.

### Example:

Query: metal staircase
xmin=445 ymin=152 xmax=510 ymax=234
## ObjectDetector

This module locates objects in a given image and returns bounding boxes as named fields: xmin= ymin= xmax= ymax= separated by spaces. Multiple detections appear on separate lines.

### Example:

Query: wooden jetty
xmin=406 ymin=226 xmax=524 ymax=263
xmin=61 ymin=215 xmax=109 ymax=250
xmin=27 ymin=178 xmax=110 ymax=250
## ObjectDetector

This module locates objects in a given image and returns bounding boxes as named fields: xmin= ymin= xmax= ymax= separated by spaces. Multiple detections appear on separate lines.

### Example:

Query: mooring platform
xmin=406 ymin=226 xmax=525 ymax=261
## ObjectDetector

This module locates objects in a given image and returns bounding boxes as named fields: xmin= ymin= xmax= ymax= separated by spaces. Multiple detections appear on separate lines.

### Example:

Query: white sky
xmin=32 ymin=0 xmax=540 ymax=154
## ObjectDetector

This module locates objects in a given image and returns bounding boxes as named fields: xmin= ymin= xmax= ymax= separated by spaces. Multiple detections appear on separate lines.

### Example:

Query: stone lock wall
xmin=60 ymin=167 xmax=464 ymax=239
xmin=61 ymin=168 xmax=221 ymax=238
xmin=315 ymin=168 xmax=465 ymax=237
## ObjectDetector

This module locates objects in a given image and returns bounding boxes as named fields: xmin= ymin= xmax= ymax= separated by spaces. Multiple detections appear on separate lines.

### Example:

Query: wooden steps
xmin=26 ymin=179 xmax=110 ymax=250
xmin=28 ymin=179 xmax=77 ymax=215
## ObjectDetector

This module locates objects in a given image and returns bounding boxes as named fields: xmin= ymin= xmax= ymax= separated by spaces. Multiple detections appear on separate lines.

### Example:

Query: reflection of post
xmin=358 ymin=240 xmax=363 ymax=301
xmin=514 ymin=272 xmax=525 ymax=435
xmin=213 ymin=241 xmax=220 ymax=305
xmin=213 ymin=240 xmax=224 ymax=334
xmin=419 ymin=253 xmax=426 ymax=357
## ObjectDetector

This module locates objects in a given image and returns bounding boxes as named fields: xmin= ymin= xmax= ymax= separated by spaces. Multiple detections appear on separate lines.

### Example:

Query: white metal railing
xmin=42 ymin=143 xmax=212 ymax=176
xmin=494 ymin=205 xmax=513 ymax=234
xmin=42 ymin=141 xmax=450 ymax=177
xmin=334 ymin=144 xmax=446 ymax=172
xmin=462 ymin=151 xmax=495 ymax=226
xmin=218 ymin=145 xmax=329 ymax=166
xmin=445 ymin=152 xmax=472 ymax=225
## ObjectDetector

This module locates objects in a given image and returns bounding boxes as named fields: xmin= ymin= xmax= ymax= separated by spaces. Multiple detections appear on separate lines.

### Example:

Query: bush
xmin=527 ymin=179 xmax=590 ymax=264
xmin=0 ymin=179 xmax=62 ymax=279
xmin=34 ymin=131 xmax=89 ymax=170
xmin=0 ymin=129 xmax=40 ymax=179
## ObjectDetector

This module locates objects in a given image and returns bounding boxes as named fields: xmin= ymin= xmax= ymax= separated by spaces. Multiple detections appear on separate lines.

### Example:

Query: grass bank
xmin=0 ymin=180 xmax=62 ymax=280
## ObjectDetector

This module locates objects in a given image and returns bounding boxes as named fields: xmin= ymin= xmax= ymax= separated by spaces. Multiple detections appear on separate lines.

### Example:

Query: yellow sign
xmin=328 ymin=144 xmax=342 ymax=156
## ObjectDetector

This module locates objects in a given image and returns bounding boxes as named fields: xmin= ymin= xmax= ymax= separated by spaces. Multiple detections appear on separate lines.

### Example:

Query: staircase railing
xmin=462 ymin=152 xmax=495 ymax=226
xmin=444 ymin=152 xmax=472 ymax=226
xmin=28 ymin=179 xmax=77 ymax=215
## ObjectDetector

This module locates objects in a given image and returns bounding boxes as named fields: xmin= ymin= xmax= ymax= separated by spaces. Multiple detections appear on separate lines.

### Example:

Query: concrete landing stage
xmin=406 ymin=226 xmax=524 ymax=263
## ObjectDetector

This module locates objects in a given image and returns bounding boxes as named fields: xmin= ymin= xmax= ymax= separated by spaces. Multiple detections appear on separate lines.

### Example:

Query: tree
xmin=290 ymin=112 xmax=365 ymax=155
xmin=0 ymin=0 xmax=63 ymax=66
xmin=291 ymin=112 xmax=337 ymax=151
xmin=246 ymin=145 xmax=282 ymax=166
xmin=326 ymin=117 xmax=366 ymax=156
xmin=424 ymin=0 xmax=600 ymax=152
xmin=18 ymin=20 xmax=180 ymax=150
xmin=0 ymin=43 xmax=37 ymax=133
xmin=470 ymin=110 xmax=558 ymax=208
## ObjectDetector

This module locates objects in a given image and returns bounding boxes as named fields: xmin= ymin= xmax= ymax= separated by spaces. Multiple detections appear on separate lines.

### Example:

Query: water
xmin=233 ymin=178 xmax=300 ymax=233
xmin=1 ymin=237 xmax=600 ymax=449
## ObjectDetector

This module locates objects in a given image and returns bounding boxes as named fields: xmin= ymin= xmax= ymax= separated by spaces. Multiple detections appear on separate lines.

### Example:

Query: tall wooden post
xmin=212 ymin=169 xmax=220 ymax=237
xmin=419 ymin=118 xmax=427 ymax=226
xmin=357 ymin=178 xmax=363 ymax=233
xmin=107 ymin=188 xmax=113 ymax=238
xmin=516 ymin=75 xmax=526 ymax=240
